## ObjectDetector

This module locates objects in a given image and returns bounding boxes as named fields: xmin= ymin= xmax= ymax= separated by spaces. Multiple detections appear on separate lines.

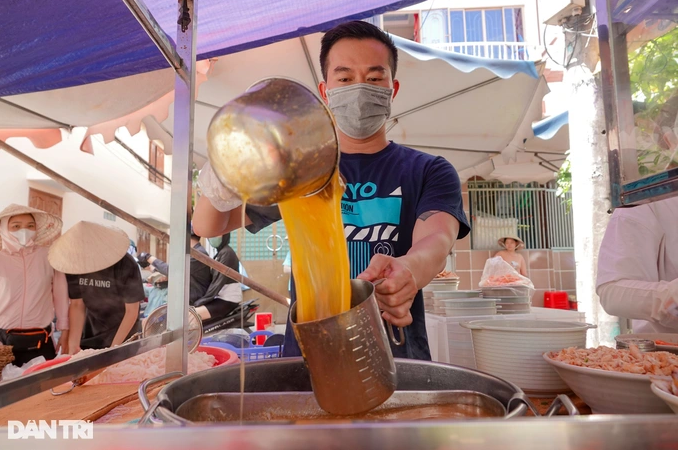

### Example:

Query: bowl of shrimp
xmin=544 ymin=345 xmax=677 ymax=414
xmin=651 ymin=371 xmax=678 ymax=414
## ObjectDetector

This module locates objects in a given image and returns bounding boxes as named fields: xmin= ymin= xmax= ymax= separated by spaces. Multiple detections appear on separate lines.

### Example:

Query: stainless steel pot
xmin=139 ymin=358 xmax=535 ymax=424
xmin=206 ymin=77 xmax=339 ymax=206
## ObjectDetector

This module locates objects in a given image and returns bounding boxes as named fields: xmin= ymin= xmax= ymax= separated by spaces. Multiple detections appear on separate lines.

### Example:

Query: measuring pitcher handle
xmin=386 ymin=323 xmax=406 ymax=346
xmin=372 ymin=279 xmax=406 ymax=347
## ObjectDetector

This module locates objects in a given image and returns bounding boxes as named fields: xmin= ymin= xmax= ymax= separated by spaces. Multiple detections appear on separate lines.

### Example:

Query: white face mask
xmin=327 ymin=83 xmax=393 ymax=139
xmin=10 ymin=229 xmax=36 ymax=247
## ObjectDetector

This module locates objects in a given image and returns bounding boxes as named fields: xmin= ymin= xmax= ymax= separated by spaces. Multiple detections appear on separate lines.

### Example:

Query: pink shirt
xmin=0 ymin=230 xmax=69 ymax=331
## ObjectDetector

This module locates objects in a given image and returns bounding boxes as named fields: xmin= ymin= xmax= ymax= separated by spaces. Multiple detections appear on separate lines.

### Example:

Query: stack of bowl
xmin=481 ymin=286 xmax=531 ymax=315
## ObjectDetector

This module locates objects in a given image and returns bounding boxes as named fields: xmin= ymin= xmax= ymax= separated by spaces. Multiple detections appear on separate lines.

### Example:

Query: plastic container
xmin=461 ymin=320 xmax=595 ymax=396
xmin=425 ymin=312 xmax=534 ymax=369
xmin=494 ymin=296 xmax=531 ymax=304
xmin=201 ymin=330 xmax=284 ymax=362
xmin=444 ymin=306 xmax=497 ymax=317
xmin=481 ymin=286 xmax=532 ymax=298
xmin=439 ymin=298 xmax=496 ymax=308
xmin=544 ymin=291 xmax=569 ymax=309
xmin=496 ymin=303 xmax=531 ymax=313
xmin=432 ymin=290 xmax=482 ymax=299
xmin=196 ymin=345 xmax=239 ymax=366
xmin=424 ymin=281 xmax=460 ymax=292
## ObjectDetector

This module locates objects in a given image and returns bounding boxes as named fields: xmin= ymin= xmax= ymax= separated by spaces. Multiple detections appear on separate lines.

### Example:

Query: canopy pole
xmin=121 ymin=0 xmax=189 ymax=84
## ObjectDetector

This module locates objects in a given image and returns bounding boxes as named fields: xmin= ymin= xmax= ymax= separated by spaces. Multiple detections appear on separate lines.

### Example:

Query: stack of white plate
xmin=428 ymin=290 xmax=496 ymax=317
xmin=481 ymin=286 xmax=531 ymax=315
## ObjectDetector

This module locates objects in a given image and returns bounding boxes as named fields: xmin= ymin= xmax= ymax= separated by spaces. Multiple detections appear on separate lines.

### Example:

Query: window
xmin=420 ymin=7 xmax=526 ymax=59
xmin=148 ymin=142 xmax=165 ymax=188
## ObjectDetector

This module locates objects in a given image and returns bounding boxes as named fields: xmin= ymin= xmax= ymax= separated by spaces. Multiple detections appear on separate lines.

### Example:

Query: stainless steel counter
xmin=2 ymin=415 xmax=678 ymax=450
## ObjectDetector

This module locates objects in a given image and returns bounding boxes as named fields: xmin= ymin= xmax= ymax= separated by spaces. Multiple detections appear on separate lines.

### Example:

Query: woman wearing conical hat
xmin=0 ymin=204 xmax=69 ymax=366
xmin=48 ymin=221 xmax=145 ymax=353
xmin=495 ymin=235 xmax=528 ymax=277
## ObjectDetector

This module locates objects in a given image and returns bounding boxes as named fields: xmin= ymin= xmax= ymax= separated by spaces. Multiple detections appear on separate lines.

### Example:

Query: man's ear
xmin=318 ymin=81 xmax=329 ymax=104
xmin=392 ymin=79 xmax=400 ymax=100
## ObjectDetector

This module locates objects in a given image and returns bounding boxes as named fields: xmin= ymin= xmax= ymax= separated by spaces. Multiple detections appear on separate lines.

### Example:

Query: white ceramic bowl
xmin=461 ymin=320 xmax=594 ymax=396
xmin=651 ymin=383 xmax=678 ymax=414
xmin=543 ymin=354 xmax=673 ymax=414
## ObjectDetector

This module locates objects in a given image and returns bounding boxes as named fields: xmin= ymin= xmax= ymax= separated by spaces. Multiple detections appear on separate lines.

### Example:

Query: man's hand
xmin=56 ymin=330 xmax=69 ymax=355
xmin=137 ymin=252 xmax=152 ymax=268
xmin=358 ymin=254 xmax=418 ymax=327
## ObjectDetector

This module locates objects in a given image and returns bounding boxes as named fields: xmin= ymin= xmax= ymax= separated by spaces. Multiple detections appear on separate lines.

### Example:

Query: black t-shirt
xmin=284 ymin=142 xmax=470 ymax=361
xmin=67 ymin=254 xmax=144 ymax=341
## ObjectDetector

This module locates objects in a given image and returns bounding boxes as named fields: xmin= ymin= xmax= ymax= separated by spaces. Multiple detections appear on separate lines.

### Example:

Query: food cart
xmin=2 ymin=0 xmax=678 ymax=448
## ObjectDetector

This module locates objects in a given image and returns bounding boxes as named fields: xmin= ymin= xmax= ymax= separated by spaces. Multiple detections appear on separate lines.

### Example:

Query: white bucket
xmin=460 ymin=320 xmax=595 ymax=397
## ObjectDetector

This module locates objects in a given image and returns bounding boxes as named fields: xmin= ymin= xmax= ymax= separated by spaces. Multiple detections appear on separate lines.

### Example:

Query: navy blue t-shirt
xmin=283 ymin=142 xmax=470 ymax=360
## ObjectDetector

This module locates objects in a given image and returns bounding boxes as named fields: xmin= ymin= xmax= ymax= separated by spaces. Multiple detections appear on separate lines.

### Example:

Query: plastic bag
xmin=479 ymin=256 xmax=534 ymax=290
xmin=198 ymin=161 xmax=242 ymax=212
xmin=1 ymin=356 xmax=47 ymax=381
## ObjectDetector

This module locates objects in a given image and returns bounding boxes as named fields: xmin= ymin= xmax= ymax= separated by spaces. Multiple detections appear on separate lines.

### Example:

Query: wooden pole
xmin=0 ymin=140 xmax=290 ymax=307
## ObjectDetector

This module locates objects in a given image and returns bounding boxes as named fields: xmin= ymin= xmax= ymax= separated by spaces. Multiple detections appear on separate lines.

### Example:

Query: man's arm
xmin=111 ymin=302 xmax=140 ymax=347
xmin=359 ymin=212 xmax=459 ymax=327
xmin=67 ymin=299 xmax=86 ymax=354
xmin=193 ymin=196 xmax=253 ymax=237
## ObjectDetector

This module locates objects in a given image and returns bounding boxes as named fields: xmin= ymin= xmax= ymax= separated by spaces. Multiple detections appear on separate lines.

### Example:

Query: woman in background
xmin=0 ymin=204 xmax=69 ymax=366
xmin=495 ymin=235 xmax=527 ymax=277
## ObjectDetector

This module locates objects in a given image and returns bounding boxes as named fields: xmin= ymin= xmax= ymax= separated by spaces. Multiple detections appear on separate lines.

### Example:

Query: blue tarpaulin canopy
xmin=0 ymin=0 xmax=420 ymax=96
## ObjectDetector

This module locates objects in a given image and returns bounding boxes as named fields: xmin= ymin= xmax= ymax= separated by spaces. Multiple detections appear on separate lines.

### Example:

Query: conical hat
xmin=48 ymin=221 xmax=130 ymax=274
xmin=0 ymin=204 xmax=62 ymax=250
xmin=498 ymin=234 xmax=525 ymax=249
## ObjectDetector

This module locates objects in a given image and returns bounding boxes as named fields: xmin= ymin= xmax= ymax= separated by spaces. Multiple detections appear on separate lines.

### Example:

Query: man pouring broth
xmin=194 ymin=21 xmax=470 ymax=360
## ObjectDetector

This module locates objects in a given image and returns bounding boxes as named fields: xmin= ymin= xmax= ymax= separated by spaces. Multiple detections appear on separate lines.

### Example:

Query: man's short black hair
xmin=320 ymin=20 xmax=398 ymax=81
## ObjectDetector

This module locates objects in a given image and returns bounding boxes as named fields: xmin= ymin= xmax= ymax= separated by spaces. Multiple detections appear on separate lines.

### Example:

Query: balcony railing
xmin=428 ymin=41 xmax=537 ymax=61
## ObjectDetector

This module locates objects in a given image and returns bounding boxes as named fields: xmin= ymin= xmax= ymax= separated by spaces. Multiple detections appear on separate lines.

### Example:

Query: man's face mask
xmin=10 ymin=229 xmax=36 ymax=247
xmin=327 ymin=84 xmax=393 ymax=139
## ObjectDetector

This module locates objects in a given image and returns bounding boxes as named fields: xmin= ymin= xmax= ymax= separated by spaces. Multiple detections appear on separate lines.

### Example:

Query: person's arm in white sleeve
xmin=596 ymin=209 xmax=678 ymax=327
xmin=598 ymin=279 xmax=678 ymax=329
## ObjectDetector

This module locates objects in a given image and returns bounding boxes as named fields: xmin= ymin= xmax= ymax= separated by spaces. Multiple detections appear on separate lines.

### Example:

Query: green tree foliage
xmin=556 ymin=24 xmax=678 ymax=200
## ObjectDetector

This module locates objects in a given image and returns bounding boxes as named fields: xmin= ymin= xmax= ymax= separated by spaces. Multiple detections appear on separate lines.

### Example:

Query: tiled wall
xmin=456 ymin=183 xmax=577 ymax=306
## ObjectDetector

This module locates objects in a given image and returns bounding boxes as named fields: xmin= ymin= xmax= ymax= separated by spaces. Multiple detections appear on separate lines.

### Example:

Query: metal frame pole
xmin=165 ymin=0 xmax=197 ymax=374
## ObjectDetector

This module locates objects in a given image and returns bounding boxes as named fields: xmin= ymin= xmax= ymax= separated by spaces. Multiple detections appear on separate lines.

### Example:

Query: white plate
xmin=543 ymin=354 xmax=672 ymax=414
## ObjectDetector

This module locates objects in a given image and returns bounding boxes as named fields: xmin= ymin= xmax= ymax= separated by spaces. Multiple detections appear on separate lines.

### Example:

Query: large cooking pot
xmin=139 ymin=358 xmax=540 ymax=424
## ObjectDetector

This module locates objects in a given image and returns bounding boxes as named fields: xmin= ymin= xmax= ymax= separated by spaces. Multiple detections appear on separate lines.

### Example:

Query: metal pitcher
xmin=290 ymin=279 xmax=397 ymax=416
xmin=207 ymin=77 xmax=339 ymax=206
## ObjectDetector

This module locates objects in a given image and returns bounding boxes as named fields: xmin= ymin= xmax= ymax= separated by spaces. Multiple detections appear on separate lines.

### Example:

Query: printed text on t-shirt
xmin=78 ymin=279 xmax=112 ymax=288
